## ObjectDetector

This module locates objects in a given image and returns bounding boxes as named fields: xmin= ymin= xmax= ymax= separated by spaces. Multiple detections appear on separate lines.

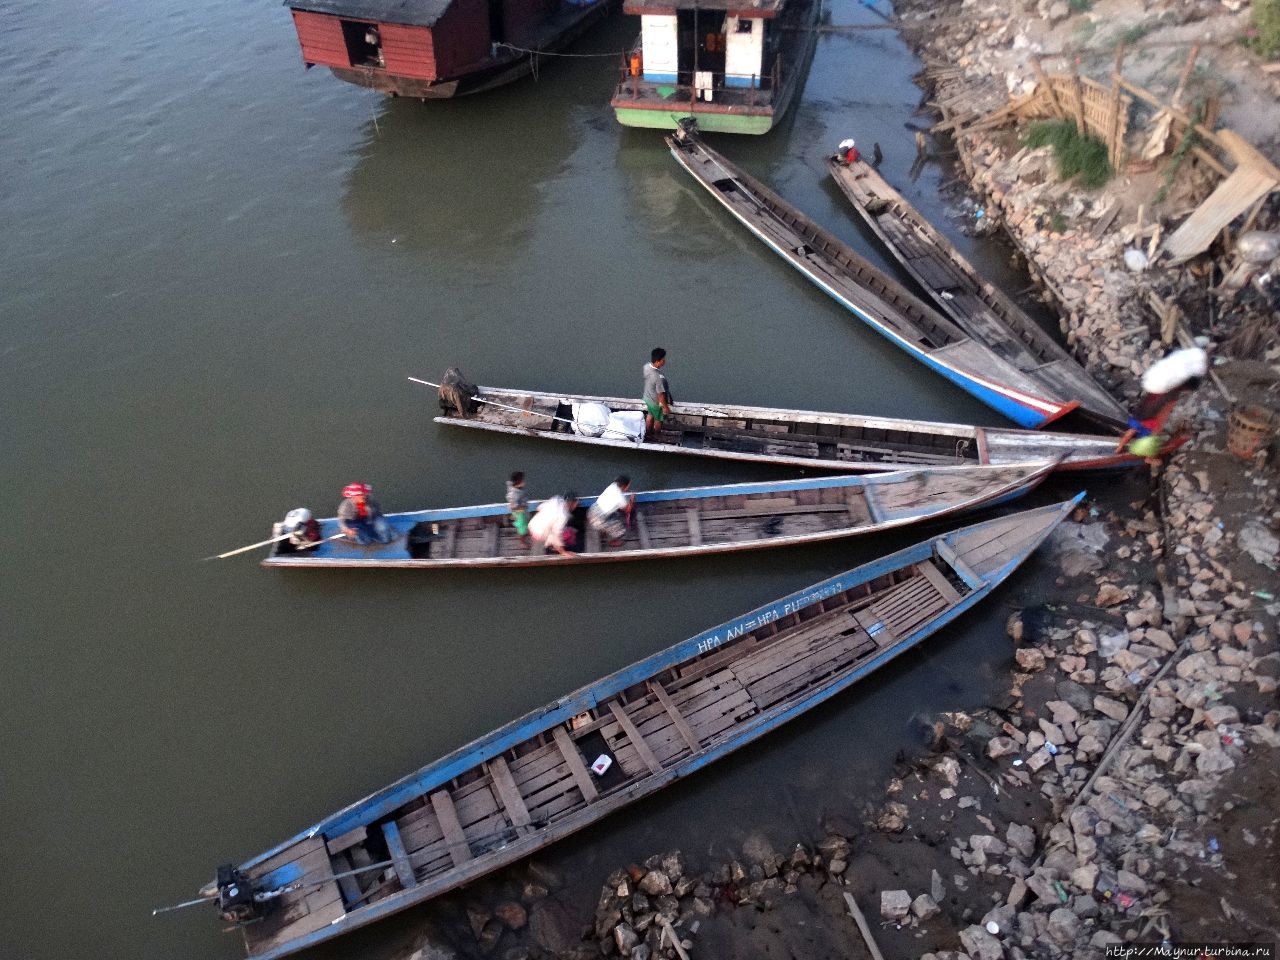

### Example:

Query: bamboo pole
xmin=843 ymin=892 xmax=887 ymax=960
xmin=1069 ymin=58 xmax=1087 ymax=135
xmin=1030 ymin=56 xmax=1064 ymax=118
xmin=1170 ymin=42 xmax=1201 ymax=110
xmin=1107 ymin=44 xmax=1127 ymax=169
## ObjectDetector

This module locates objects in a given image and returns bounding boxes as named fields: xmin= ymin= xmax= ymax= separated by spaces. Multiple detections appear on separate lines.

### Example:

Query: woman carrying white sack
xmin=587 ymin=475 xmax=634 ymax=547
xmin=1115 ymin=347 xmax=1207 ymax=462
xmin=528 ymin=492 xmax=580 ymax=556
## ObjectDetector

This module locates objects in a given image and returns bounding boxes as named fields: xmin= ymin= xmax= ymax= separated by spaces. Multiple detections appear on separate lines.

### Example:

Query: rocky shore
xmin=394 ymin=3 xmax=1280 ymax=958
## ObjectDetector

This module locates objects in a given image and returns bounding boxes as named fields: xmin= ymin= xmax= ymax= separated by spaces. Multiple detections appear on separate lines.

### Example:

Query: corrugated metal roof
xmin=285 ymin=0 xmax=452 ymax=28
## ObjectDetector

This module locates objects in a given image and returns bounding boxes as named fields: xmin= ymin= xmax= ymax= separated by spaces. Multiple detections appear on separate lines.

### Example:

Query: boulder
xmin=1196 ymin=748 xmax=1236 ymax=776
xmin=1046 ymin=700 xmax=1080 ymax=725
xmin=988 ymin=736 xmax=1020 ymax=759
xmin=1094 ymin=695 xmax=1129 ymax=722
xmin=494 ymin=901 xmax=527 ymax=930
xmin=1096 ymin=584 xmax=1131 ymax=608
xmin=912 ymin=893 xmax=942 ymax=919
xmin=528 ymin=900 xmax=579 ymax=955
xmin=880 ymin=889 xmax=912 ymax=921
xmin=877 ymin=802 xmax=909 ymax=833
xmin=1006 ymin=822 xmax=1036 ymax=858
xmin=959 ymin=923 xmax=1005 ymax=960
xmin=613 ymin=922 xmax=639 ymax=955
xmin=1048 ymin=906 xmax=1082 ymax=943
xmin=638 ymin=871 xmax=672 ymax=897
xmin=1015 ymin=647 xmax=1046 ymax=671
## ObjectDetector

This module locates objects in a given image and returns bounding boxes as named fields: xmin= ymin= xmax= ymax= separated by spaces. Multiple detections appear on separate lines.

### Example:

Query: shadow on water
xmin=342 ymin=91 xmax=579 ymax=260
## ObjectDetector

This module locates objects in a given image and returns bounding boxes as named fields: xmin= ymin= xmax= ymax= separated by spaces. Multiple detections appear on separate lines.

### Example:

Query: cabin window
xmin=340 ymin=19 xmax=385 ymax=68
xmin=736 ymin=19 xmax=752 ymax=33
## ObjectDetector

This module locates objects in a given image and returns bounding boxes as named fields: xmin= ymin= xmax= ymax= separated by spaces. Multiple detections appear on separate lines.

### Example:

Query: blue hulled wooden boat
xmin=193 ymin=496 xmax=1080 ymax=959
xmin=263 ymin=462 xmax=1055 ymax=568
xmin=666 ymin=124 xmax=1123 ymax=430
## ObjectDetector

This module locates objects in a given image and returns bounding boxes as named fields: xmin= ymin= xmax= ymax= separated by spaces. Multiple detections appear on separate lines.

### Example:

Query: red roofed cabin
xmin=287 ymin=0 xmax=615 ymax=98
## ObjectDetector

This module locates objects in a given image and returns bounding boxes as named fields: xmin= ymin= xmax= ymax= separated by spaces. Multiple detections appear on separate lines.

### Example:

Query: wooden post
xmin=843 ymin=891 xmax=887 ymax=960
xmin=1069 ymin=57 xmax=1087 ymax=135
xmin=1171 ymin=42 xmax=1200 ymax=110
xmin=1107 ymin=44 xmax=1127 ymax=169
xmin=1031 ymin=56 xmax=1063 ymax=118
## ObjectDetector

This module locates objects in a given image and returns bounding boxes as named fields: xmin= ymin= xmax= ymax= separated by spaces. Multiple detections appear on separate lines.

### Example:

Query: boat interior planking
xmin=264 ymin=463 xmax=1054 ymax=568
xmin=208 ymin=498 xmax=1081 ymax=959
xmin=431 ymin=384 xmax=1150 ymax=473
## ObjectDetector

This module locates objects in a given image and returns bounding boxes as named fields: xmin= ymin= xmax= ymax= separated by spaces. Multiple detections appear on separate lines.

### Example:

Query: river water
xmin=1 ymin=2 xmax=1087 ymax=959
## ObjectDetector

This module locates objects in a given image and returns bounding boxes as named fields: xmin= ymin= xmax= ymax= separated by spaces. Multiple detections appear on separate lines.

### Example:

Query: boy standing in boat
xmin=506 ymin=471 xmax=531 ymax=545
xmin=337 ymin=483 xmax=395 ymax=545
xmin=643 ymin=348 xmax=672 ymax=441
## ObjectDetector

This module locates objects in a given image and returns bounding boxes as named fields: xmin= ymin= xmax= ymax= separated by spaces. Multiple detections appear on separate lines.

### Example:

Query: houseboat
xmin=285 ymin=0 xmax=616 ymax=99
xmin=609 ymin=0 xmax=819 ymax=133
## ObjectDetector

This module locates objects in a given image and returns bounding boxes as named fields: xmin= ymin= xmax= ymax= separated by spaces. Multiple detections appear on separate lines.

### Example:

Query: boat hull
xmin=207 ymin=498 xmax=1081 ymax=960
xmin=429 ymin=383 xmax=1151 ymax=473
xmin=263 ymin=463 xmax=1054 ymax=568
xmin=666 ymin=128 xmax=1104 ymax=430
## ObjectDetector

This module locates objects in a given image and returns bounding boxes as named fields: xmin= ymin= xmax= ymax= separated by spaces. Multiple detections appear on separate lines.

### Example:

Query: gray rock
xmin=1196 ymin=748 xmax=1236 ymax=776
xmin=638 ymin=871 xmax=672 ymax=896
xmin=959 ymin=923 xmax=1005 ymax=960
xmin=630 ymin=946 xmax=651 ymax=960
xmin=1094 ymin=695 xmax=1130 ymax=722
xmin=881 ymin=889 xmax=912 ymax=920
xmin=912 ymin=893 xmax=941 ymax=919
xmin=1048 ymin=907 xmax=1082 ymax=943
xmin=1046 ymin=700 xmax=1080 ymax=725
xmin=932 ymin=869 xmax=945 ymax=903
xmin=613 ymin=922 xmax=639 ymax=954
xmin=660 ymin=851 xmax=684 ymax=881
xmin=1006 ymin=823 xmax=1036 ymax=858
xmin=528 ymin=900 xmax=578 ymax=955
xmin=1073 ymin=894 xmax=1099 ymax=919
xmin=988 ymin=736 xmax=1020 ymax=759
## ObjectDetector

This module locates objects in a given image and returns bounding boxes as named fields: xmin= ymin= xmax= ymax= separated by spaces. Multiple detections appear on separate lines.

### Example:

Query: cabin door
xmin=676 ymin=10 xmax=726 ymax=89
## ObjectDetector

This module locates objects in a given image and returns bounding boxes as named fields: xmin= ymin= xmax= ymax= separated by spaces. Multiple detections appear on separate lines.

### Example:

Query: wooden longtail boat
xmin=262 ymin=463 xmax=1054 ymax=568
xmin=827 ymin=157 xmax=1127 ymax=428
xmin=431 ymin=383 xmax=1151 ymax=472
xmin=196 ymin=497 xmax=1081 ymax=960
xmin=666 ymin=124 xmax=1122 ymax=430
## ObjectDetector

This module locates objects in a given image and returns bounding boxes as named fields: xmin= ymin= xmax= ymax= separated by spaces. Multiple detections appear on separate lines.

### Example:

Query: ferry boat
xmin=285 ymin=0 xmax=616 ymax=99
xmin=609 ymin=0 xmax=819 ymax=134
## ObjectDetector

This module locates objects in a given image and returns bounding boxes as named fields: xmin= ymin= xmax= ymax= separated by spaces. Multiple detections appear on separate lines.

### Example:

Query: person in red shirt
xmin=835 ymin=138 xmax=860 ymax=165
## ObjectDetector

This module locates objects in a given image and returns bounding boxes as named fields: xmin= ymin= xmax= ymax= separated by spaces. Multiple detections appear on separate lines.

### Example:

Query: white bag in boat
xmin=573 ymin=402 xmax=611 ymax=438
xmin=1141 ymin=348 xmax=1207 ymax=395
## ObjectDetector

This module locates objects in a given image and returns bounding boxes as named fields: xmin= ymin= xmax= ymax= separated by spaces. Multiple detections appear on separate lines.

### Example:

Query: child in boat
xmin=528 ymin=492 xmax=579 ymax=556
xmin=506 ymin=471 xmax=530 ymax=545
xmin=587 ymin=475 xmax=634 ymax=547
xmin=642 ymin=348 xmax=672 ymax=441
xmin=337 ymin=483 xmax=394 ymax=545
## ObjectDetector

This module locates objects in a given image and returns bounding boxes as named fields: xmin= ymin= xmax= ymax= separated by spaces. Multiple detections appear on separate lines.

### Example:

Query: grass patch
xmin=1024 ymin=120 xmax=1113 ymax=189
xmin=1119 ymin=21 xmax=1153 ymax=45
xmin=1252 ymin=0 xmax=1280 ymax=59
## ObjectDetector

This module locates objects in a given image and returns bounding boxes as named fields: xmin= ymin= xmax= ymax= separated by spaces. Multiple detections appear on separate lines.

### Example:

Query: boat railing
xmin=614 ymin=52 xmax=780 ymax=109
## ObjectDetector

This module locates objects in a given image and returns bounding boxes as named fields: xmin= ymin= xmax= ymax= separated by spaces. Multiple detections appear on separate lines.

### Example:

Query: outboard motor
xmin=279 ymin=507 xmax=320 ymax=553
xmin=215 ymin=864 xmax=259 ymax=924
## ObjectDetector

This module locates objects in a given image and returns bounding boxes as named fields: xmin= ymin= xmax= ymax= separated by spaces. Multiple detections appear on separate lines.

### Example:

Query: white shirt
xmin=594 ymin=483 xmax=629 ymax=517
xmin=528 ymin=497 xmax=569 ymax=547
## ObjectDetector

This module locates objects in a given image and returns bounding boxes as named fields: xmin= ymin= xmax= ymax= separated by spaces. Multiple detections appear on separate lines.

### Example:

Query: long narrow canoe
xmin=431 ymin=383 xmax=1153 ymax=472
xmin=827 ymin=157 xmax=1127 ymax=428
xmin=666 ymin=124 xmax=1119 ymax=431
xmin=195 ymin=497 xmax=1081 ymax=960
xmin=263 ymin=463 xmax=1054 ymax=568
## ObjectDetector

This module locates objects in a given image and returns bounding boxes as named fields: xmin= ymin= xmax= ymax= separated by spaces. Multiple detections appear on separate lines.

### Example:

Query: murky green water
xmin=1 ymin=2 xmax=1093 ymax=958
